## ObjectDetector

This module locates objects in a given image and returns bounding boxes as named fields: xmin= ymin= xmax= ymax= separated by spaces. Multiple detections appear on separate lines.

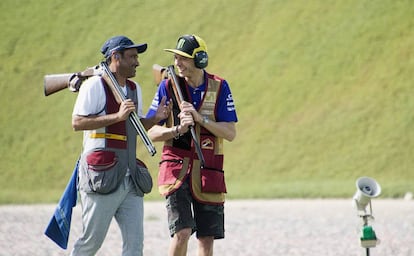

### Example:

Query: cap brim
xmin=125 ymin=43 xmax=147 ymax=53
xmin=164 ymin=48 xmax=193 ymax=58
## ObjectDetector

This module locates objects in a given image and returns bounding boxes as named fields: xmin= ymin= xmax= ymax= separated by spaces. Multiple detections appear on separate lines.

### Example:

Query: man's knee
xmin=174 ymin=228 xmax=192 ymax=243
xmin=198 ymin=236 xmax=214 ymax=246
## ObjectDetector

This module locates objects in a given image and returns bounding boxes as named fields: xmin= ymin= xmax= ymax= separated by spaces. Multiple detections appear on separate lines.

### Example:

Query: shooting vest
xmin=78 ymin=78 xmax=144 ymax=195
xmin=158 ymin=73 xmax=226 ymax=205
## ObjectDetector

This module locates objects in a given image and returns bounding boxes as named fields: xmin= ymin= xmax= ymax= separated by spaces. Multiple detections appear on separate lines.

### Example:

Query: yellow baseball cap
xmin=164 ymin=34 xmax=208 ymax=58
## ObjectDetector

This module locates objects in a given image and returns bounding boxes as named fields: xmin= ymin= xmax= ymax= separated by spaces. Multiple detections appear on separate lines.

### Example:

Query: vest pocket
xmin=86 ymin=150 xmax=117 ymax=171
xmin=200 ymin=167 xmax=227 ymax=193
xmin=85 ymin=150 xmax=122 ymax=194
xmin=158 ymin=158 xmax=184 ymax=185
xmin=130 ymin=159 xmax=153 ymax=195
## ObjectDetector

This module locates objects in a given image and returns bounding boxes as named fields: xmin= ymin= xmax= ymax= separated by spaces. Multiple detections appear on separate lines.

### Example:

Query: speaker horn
xmin=353 ymin=177 xmax=381 ymax=213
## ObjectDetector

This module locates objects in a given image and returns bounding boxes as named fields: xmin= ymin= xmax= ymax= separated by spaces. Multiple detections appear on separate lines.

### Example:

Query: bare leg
xmin=197 ymin=236 xmax=214 ymax=256
xmin=168 ymin=228 xmax=192 ymax=256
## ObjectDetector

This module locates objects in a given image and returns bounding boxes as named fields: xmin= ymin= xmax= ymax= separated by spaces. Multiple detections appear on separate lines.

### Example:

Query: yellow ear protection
xmin=165 ymin=34 xmax=209 ymax=69
xmin=190 ymin=35 xmax=208 ymax=69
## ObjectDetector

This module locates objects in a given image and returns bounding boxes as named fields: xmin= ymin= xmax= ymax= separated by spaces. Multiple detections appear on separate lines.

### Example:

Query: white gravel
xmin=0 ymin=199 xmax=413 ymax=256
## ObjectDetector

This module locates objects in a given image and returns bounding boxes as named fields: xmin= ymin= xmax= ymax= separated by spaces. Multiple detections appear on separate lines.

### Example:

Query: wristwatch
xmin=202 ymin=115 xmax=209 ymax=125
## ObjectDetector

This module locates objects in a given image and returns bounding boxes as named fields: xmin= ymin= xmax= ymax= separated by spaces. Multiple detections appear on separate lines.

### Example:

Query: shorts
xmin=166 ymin=179 xmax=225 ymax=239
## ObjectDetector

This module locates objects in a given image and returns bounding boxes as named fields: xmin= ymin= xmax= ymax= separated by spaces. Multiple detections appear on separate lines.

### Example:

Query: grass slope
xmin=0 ymin=0 xmax=413 ymax=203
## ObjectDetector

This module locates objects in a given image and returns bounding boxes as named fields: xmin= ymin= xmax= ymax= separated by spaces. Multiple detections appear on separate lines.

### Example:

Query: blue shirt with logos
xmin=146 ymin=72 xmax=238 ymax=124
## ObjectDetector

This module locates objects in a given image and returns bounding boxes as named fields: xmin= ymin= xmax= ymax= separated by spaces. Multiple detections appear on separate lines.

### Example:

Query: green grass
xmin=1 ymin=0 xmax=413 ymax=204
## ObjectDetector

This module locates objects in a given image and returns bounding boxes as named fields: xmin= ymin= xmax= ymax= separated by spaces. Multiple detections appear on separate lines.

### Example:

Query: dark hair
xmin=105 ymin=50 xmax=125 ymax=64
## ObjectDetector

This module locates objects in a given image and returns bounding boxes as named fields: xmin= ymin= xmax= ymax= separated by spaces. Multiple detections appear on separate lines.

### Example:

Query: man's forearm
xmin=140 ymin=115 xmax=162 ymax=131
xmin=148 ymin=125 xmax=179 ymax=142
xmin=72 ymin=114 xmax=121 ymax=131
xmin=200 ymin=121 xmax=236 ymax=142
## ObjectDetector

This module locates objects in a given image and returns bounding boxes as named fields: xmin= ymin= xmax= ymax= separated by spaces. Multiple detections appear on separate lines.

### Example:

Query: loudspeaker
xmin=353 ymin=177 xmax=381 ymax=212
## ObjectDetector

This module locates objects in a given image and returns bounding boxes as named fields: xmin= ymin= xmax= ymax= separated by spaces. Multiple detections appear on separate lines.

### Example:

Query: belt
xmin=90 ymin=132 xmax=127 ymax=141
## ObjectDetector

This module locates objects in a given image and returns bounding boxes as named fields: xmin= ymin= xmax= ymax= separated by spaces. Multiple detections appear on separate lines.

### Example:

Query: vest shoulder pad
xmin=206 ymin=72 xmax=224 ymax=82
xmin=126 ymin=79 xmax=136 ymax=90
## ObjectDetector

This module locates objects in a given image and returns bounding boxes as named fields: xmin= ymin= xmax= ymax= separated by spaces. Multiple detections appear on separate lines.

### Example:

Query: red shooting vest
xmin=157 ymin=74 xmax=226 ymax=205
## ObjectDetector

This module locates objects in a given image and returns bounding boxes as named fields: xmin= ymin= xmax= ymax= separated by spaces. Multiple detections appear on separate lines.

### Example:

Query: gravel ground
xmin=0 ymin=199 xmax=413 ymax=256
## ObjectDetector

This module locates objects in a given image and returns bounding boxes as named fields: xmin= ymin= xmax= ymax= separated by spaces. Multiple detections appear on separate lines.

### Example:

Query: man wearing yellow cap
xmin=146 ymin=34 xmax=238 ymax=256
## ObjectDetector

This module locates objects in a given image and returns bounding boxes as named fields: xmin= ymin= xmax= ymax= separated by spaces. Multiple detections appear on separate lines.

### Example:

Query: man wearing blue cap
xmin=146 ymin=34 xmax=238 ymax=256
xmin=70 ymin=35 xmax=170 ymax=256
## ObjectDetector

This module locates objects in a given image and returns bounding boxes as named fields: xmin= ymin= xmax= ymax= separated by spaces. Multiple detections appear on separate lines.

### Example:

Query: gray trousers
xmin=71 ymin=176 xmax=144 ymax=256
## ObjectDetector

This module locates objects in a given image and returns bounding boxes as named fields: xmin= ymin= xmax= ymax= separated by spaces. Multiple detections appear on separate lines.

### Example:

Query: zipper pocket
xmin=159 ymin=159 xmax=183 ymax=165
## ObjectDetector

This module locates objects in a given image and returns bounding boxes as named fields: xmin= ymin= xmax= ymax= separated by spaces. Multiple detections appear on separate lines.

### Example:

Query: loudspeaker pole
xmin=360 ymin=213 xmax=376 ymax=256
xmin=352 ymin=177 xmax=381 ymax=256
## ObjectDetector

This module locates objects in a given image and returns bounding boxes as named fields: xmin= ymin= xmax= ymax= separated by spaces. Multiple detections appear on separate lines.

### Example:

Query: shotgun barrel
xmin=167 ymin=65 xmax=205 ymax=167
xmin=100 ymin=61 xmax=156 ymax=156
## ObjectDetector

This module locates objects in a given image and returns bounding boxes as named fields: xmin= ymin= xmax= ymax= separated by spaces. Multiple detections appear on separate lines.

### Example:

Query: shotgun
xmin=100 ymin=61 xmax=157 ymax=156
xmin=43 ymin=66 xmax=101 ymax=96
xmin=166 ymin=65 xmax=205 ymax=167
xmin=43 ymin=63 xmax=156 ymax=156
xmin=45 ymin=63 xmax=167 ymax=96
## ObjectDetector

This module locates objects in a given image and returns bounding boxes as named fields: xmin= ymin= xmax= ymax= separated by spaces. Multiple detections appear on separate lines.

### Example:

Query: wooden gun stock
xmin=43 ymin=66 xmax=101 ymax=96
xmin=43 ymin=73 xmax=76 ymax=96
xmin=152 ymin=64 xmax=168 ymax=86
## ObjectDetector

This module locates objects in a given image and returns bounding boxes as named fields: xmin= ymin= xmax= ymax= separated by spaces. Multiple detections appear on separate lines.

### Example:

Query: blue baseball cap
xmin=101 ymin=35 xmax=147 ymax=58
